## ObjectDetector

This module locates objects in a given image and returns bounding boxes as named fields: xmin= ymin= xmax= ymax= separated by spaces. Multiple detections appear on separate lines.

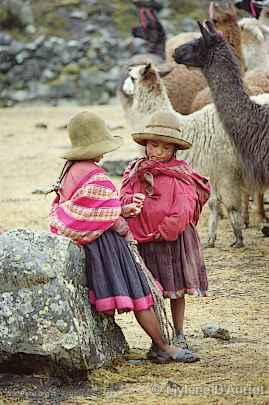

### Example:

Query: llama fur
xmin=126 ymin=63 xmax=269 ymax=246
xmin=174 ymin=20 xmax=269 ymax=191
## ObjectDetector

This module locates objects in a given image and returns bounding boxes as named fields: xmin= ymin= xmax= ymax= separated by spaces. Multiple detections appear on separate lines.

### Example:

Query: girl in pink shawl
xmin=120 ymin=111 xmax=211 ymax=357
xmin=49 ymin=111 xmax=199 ymax=364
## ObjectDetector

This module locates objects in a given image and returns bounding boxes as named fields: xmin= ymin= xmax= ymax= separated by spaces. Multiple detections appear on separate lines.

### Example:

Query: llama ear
xmin=197 ymin=21 xmax=212 ymax=46
xmin=142 ymin=63 xmax=152 ymax=76
xmin=205 ymin=20 xmax=217 ymax=34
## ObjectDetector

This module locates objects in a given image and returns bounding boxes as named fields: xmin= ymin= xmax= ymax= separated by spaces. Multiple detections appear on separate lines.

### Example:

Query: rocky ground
xmin=0 ymin=105 xmax=269 ymax=404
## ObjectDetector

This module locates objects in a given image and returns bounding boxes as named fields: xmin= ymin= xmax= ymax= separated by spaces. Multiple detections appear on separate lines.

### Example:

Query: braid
xmin=47 ymin=160 xmax=75 ymax=195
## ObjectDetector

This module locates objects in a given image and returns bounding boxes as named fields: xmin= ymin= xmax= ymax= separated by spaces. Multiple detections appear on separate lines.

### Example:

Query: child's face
xmin=146 ymin=140 xmax=175 ymax=162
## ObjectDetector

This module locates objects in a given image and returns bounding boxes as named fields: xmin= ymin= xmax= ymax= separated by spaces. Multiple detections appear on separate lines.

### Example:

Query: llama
xmin=165 ymin=32 xmax=200 ymax=63
xmin=173 ymin=20 xmax=269 ymax=236
xmin=234 ymin=0 xmax=264 ymax=18
xmin=125 ymin=62 xmax=269 ymax=246
xmin=117 ymin=7 xmax=166 ymax=124
xmin=187 ymin=2 xmax=269 ymax=224
xmin=191 ymin=2 xmax=269 ymax=113
xmin=117 ymin=7 xmax=207 ymax=117
xmin=239 ymin=17 xmax=269 ymax=70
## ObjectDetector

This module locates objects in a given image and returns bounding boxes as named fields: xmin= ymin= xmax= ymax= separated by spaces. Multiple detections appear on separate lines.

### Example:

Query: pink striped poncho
xmin=49 ymin=161 xmax=127 ymax=244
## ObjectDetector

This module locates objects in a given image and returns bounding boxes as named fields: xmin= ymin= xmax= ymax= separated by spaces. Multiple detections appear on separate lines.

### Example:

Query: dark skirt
xmin=84 ymin=230 xmax=154 ymax=315
xmin=138 ymin=223 xmax=208 ymax=299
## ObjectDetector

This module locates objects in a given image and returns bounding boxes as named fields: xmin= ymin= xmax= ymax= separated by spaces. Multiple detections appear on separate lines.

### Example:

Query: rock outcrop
xmin=0 ymin=229 xmax=128 ymax=378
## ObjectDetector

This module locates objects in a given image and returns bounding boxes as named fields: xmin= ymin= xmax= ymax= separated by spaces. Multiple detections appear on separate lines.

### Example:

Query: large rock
xmin=0 ymin=229 xmax=128 ymax=378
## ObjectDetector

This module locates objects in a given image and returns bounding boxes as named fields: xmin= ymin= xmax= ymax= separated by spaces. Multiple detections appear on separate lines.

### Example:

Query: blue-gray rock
xmin=0 ymin=229 xmax=128 ymax=378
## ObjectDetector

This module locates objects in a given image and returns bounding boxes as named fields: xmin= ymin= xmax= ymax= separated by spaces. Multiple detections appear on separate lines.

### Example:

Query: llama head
xmin=173 ymin=20 xmax=225 ymax=69
xmin=239 ymin=17 xmax=265 ymax=43
xmin=209 ymin=2 xmax=245 ymax=72
xmin=234 ymin=0 xmax=263 ymax=18
xmin=124 ymin=63 xmax=172 ymax=96
xmin=209 ymin=1 xmax=237 ymax=27
xmin=133 ymin=1 xmax=163 ymax=12
xmin=132 ymin=8 xmax=166 ymax=49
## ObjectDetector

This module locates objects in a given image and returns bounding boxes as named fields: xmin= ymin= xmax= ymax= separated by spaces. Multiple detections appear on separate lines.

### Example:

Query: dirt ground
xmin=0 ymin=105 xmax=268 ymax=405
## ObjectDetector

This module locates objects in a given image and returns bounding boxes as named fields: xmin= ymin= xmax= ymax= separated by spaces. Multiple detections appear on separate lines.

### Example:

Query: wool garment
xmin=120 ymin=158 xmax=211 ymax=243
xmin=84 ymin=229 xmax=154 ymax=314
xmin=138 ymin=223 xmax=208 ymax=298
xmin=49 ymin=161 xmax=125 ymax=244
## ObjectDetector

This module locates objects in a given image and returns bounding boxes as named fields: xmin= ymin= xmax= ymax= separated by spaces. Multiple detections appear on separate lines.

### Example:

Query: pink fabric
xmin=88 ymin=290 xmax=154 ymax=313
xmin=49 ymin=161 xmax=128 ymax=244
xmin=120 ymin=158 xmax=211 ymax=243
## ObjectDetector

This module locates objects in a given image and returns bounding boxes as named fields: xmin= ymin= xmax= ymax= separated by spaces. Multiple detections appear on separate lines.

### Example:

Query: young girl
xmin=49 ymin=111 xmax=199 ymax=364
xmin=120 ymin=110 xmax=211 ymax=354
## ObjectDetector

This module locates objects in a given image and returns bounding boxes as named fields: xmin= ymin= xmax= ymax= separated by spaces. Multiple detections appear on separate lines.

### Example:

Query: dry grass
xmin=0 ymin=105 xmax=268 ymax=404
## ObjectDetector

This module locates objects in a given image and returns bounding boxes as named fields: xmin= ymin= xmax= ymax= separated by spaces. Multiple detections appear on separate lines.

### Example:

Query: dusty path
xmin=0 ymin=106 xmax=268 ymax=404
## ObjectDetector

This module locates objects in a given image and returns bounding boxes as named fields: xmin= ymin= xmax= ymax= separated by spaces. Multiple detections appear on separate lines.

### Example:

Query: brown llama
xmin=118 ymin=7 xmax=207 ymax=116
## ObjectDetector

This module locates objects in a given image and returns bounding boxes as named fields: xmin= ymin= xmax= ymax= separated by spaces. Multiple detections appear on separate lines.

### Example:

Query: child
xmin=120 ymin=110 xmax=211 ymax=355
xmin=49 ymin=111 xmax=199 ymax=363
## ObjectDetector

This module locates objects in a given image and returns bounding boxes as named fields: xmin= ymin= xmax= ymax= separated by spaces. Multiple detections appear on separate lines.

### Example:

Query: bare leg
xmin=170 ymin=297 xmax=185 ymax=334
xmin=134 ymin=308 xmax=182 ymax=355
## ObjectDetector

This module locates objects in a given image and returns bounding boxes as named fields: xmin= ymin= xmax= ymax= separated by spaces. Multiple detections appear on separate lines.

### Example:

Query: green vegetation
xmin=111 ymin=0 xmax=137 ymax=35
xmin=1 ymin=0 xmax=211 ymax=41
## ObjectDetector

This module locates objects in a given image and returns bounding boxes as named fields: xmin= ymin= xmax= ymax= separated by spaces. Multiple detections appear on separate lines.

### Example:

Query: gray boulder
xmin=0 ymin=229 xmax=128 ymax=378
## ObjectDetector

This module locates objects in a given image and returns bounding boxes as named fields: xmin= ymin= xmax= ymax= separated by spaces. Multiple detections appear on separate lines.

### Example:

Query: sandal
xmin=146 ymin=342 xmax=158 ymax=360
xmin=172 ymin=333 xmax=191 ymax=350
xmin=151 ymin=349 xmax=200 ymax=364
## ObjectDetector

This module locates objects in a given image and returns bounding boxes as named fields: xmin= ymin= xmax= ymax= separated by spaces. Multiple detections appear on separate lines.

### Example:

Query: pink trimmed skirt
xmin=84 ymin=230 xmax=154 ymax=315
xmin=138 ymin=223 xmax=208 ymax=299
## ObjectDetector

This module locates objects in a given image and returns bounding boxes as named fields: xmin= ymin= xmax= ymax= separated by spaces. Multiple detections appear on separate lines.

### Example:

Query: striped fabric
xmin=49 ymin=162 xmax=122 ymax=244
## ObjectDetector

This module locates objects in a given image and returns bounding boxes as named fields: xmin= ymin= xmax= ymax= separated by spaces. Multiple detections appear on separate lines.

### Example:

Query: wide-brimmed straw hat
xmin=61 ymin=111 xmax=122 ymax=160
xmin=132 ymin=111 xmax=192 ymax=150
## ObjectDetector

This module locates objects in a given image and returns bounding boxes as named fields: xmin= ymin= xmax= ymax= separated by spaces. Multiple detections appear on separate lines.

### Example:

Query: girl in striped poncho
xmin=48 ymin=111 xmax=199 ymax=364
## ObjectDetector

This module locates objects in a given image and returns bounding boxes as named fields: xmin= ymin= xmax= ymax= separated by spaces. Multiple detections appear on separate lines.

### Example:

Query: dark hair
xmin=48 ymin=161 xmax=75 ymax=195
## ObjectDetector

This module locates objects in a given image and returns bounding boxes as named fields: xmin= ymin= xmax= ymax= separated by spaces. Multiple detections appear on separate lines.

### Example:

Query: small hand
xmin=147 ymin=232 xmax=162 ymax=240
xmin=122 ymin=203 xmax=141 ymax=218
xmin=133 ymin=193 xmax=145 ymax=208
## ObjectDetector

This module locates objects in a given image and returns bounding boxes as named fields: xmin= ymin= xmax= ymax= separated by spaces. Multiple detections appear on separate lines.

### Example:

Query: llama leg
xmin=241 ymin=191 xmax=250 ymax=228
xmin=254 ymin=192 xmax=268 ymax=223
xmin=227 ymin=207 xmax=244 ymax=248
xmin=221 ymin=184 xmax=244 ymax=248
xmin=206 ymin=193 xmax=220 ymax=248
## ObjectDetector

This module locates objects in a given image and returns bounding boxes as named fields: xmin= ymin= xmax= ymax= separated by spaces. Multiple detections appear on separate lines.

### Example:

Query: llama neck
xmin=220 ymin=22 xmax=245 ymax=74
xmin=147 ymin=39 xmax=166 ymax=60
xmin=203 ymin=42 xmax=269 ymax=186
xmin=133 ymin=79 xmax=173 ymax=113
xmin=203 ymin=43 xmax=251 ymax=134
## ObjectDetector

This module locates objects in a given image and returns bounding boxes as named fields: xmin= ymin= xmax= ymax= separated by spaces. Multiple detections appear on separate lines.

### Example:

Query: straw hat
xmin=132 ymin=111 xmax=192 ymax=150
xmin=61 ymin=111 xmax=122 ymax=160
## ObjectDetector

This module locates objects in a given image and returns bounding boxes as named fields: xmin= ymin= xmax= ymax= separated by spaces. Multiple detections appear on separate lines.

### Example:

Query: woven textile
xmin=49 ymin=161 xmax=122 ymax=244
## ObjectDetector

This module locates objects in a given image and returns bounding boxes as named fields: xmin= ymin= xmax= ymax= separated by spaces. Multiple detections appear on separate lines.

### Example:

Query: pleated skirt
xmin=84 ymin=230 xmax=154 ymax=315
xmin=138 ymin=223 xmax=208 ymax=299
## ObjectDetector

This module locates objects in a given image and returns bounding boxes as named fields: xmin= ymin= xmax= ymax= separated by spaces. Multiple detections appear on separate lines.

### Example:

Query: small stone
xmin=201 ymin=324 xmax=231 ymax=341
xmin=261 ymin=225 xmax=269 ymax=237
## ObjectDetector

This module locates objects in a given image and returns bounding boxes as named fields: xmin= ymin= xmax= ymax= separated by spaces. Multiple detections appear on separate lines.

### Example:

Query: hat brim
xmin=132 ymin=132 xmax=192 ymax=150
xmin=61 ymin=136 xmax=122 ymax=161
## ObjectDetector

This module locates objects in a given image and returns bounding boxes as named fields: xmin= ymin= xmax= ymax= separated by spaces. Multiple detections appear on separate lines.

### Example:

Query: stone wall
xmin=0 ymin=0 xmax=211 ymax=107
